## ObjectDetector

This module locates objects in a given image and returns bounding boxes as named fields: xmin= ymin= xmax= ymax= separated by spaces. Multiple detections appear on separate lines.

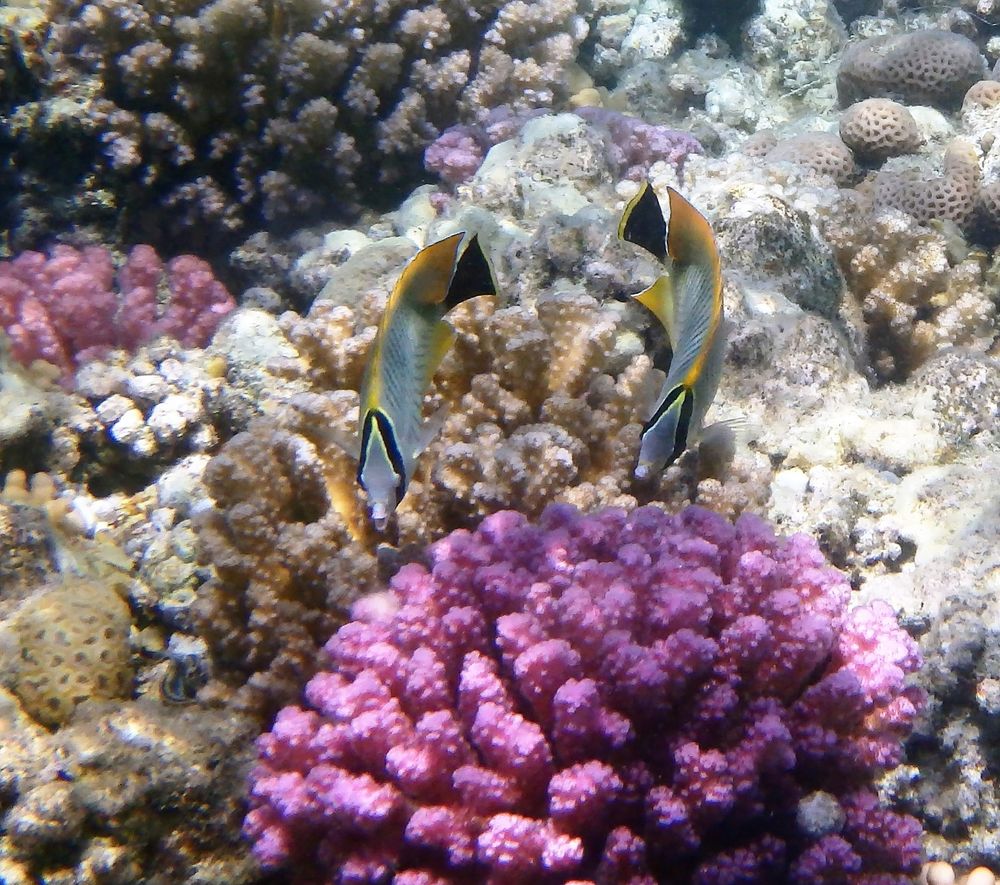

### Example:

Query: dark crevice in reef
xmin=685 ymin=0 xmax=761 ymax=53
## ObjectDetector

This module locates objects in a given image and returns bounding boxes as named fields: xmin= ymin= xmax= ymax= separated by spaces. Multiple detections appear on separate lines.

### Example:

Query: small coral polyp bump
xmin=246 ymin=504 xmax=923 ymax=883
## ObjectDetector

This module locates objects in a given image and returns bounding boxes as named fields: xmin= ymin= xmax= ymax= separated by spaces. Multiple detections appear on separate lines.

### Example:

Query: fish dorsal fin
xmin=424 ymin=320 xmax=456 ymax=387
xmin=444 ymin=233 xmax=497 ymax=311
xmin=632 ymin=274 xmax=678 ymax=350
xmin=619 ymin=181 xmax=667 ymax=263
xmin=392 ymin=232 xmax=466 ymax=309
xmin=666 ymin=188 xmax=721 ymax=286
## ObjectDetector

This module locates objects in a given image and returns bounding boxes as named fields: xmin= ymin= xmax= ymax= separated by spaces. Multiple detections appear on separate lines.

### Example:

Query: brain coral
xmin=837 ymin=30 xmax=985 ymax=110
xmin=839 ymin=99 xmax=922 ymax=162
xmin=5 ymin=0 xmax=587 ymax=251
xmin=246 ymin=504 xmax=923 ymax=883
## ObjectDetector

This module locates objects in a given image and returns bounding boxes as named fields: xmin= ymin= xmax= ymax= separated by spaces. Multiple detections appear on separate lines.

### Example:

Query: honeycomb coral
xmin=7 ymin=581 xmax=133 ymax=727
xmin=963 ymin=79 xmax=1000 ymax=112
xmin=765 ymin=132 xmax=856 ymax=186
xmin=837 ymin=30 xmax=986 ymax=110
xmin=839 ymin=99 xmax=922 ymax=162
xmin=873 ymin=140 xmax=981 ymax=231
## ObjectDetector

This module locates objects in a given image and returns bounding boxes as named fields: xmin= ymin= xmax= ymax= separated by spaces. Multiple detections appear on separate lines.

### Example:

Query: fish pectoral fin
xmin=444 ymin=233 xmax=498 ymax=310
xmin=323 ymin=424 xmax=361 ymax=460
xmin=416 ymin=405 xmax=449 ymax=454
xmin=619 ymin=181 xmax=667 ymax=263
xmin=424 ymin=320 xmax=456 ymax=386
xmin=632 ymin=275 xmax=678 ymax=349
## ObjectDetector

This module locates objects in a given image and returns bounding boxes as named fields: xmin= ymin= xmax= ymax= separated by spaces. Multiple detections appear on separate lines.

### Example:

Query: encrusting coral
xmin=245 ymin=504 xmax=924 ymax=883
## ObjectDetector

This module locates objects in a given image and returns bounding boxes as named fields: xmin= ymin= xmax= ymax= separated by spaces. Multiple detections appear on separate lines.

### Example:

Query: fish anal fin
xmin=632 ymin=275 xmax=677 ymax=349
xmin=619 ymin=181 xmax=667 ymax=263
xmin=445 ymin=233 xmax=498 ymax=310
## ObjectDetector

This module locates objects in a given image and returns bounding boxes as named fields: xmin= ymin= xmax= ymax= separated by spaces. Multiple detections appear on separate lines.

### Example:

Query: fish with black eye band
xmin=619 ymin=182 xmax=733 ymax=478
xmin=350 ymin=232 xmax=497 ymax=530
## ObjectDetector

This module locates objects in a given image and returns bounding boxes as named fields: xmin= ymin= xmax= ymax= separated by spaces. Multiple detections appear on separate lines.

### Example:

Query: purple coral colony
xmin=1 ymin=0 xmax=999 ymax=884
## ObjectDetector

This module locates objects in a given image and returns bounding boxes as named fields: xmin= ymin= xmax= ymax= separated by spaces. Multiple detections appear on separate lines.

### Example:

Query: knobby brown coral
xmin=826 ymin=202 xmax=998 ymax=382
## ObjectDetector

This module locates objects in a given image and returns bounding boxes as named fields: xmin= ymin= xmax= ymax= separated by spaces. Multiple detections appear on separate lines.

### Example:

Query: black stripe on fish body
xmin=620 ymin=183 xmax=668 ymax=263
xmin=358 ymin=408 xmax=408 ymax=501
xmin=643 ymin=384 xmax=695 ymax=467
xmin=445 ymin=234 xmax=497 ymax=310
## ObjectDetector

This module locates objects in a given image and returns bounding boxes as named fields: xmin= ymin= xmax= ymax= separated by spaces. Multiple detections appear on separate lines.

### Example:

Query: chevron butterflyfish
xmin=354 ymin=232 xmax=497 ymax=529
xmin=619 ymin=182 xmax=730 ymax=479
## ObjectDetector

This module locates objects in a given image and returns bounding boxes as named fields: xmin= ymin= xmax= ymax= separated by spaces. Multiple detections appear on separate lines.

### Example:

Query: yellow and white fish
xmin=355 ymin=232 xmax=496 ymax=529
xmin=619 ymin=182 xmax=729 ymax=479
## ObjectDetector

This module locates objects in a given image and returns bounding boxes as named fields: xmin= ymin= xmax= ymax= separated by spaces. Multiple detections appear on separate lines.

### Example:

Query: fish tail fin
xmin=444 ymin=233 xmax=497 ymax=311
xmin=619 ymin=181 xmax=667 ymax=262
xmin=696 ymin=416 xmax=758 ymax=481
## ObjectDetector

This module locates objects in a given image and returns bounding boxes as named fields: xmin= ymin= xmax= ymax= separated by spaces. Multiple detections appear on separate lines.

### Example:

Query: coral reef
xmin=3 ymin=0 xmax=588 ymax=252
xmin=0 ymin=244 xmax=234 ymax=380
xmin=426 ymin=107 xmax=702 ymax=187
xmin=0 ymin=696 xmax=260 ymax=884
xmin=246 ymin=504 xmax=923 ymax=882
xmin=872 ymin=140 xmax=982 ymax=233
xmin=191 ymin=411 xmax=380 ymax=716
xmin=5 ymin=580 xmax=133 ymax=727
xmin=838 ymin=30 xmax=986 ymax=110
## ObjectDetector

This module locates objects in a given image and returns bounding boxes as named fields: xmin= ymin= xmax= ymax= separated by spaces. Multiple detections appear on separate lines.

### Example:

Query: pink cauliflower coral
xmin=0 ymin=244 xmax=234 ymax=379
xmin=245 ymin=504 xmax=924 ymax=884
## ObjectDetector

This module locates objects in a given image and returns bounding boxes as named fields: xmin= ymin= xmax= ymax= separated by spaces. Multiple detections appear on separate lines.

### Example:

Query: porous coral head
xmin=245 ymin=504 xmax=924 ymax=883
xmin=838 ymin=30 xmax=985 ymax=110
xmin=839 ymin=98 xmax=922 ymax=162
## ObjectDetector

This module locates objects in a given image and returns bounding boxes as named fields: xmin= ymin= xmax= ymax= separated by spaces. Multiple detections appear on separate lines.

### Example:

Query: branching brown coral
xmin=826 ymin=203 xmax=998 ymax=382
xmin=191 ymin=411 xmax=379 ymax=716
xmin=4 ymin=0 xmax=587 ymax=252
